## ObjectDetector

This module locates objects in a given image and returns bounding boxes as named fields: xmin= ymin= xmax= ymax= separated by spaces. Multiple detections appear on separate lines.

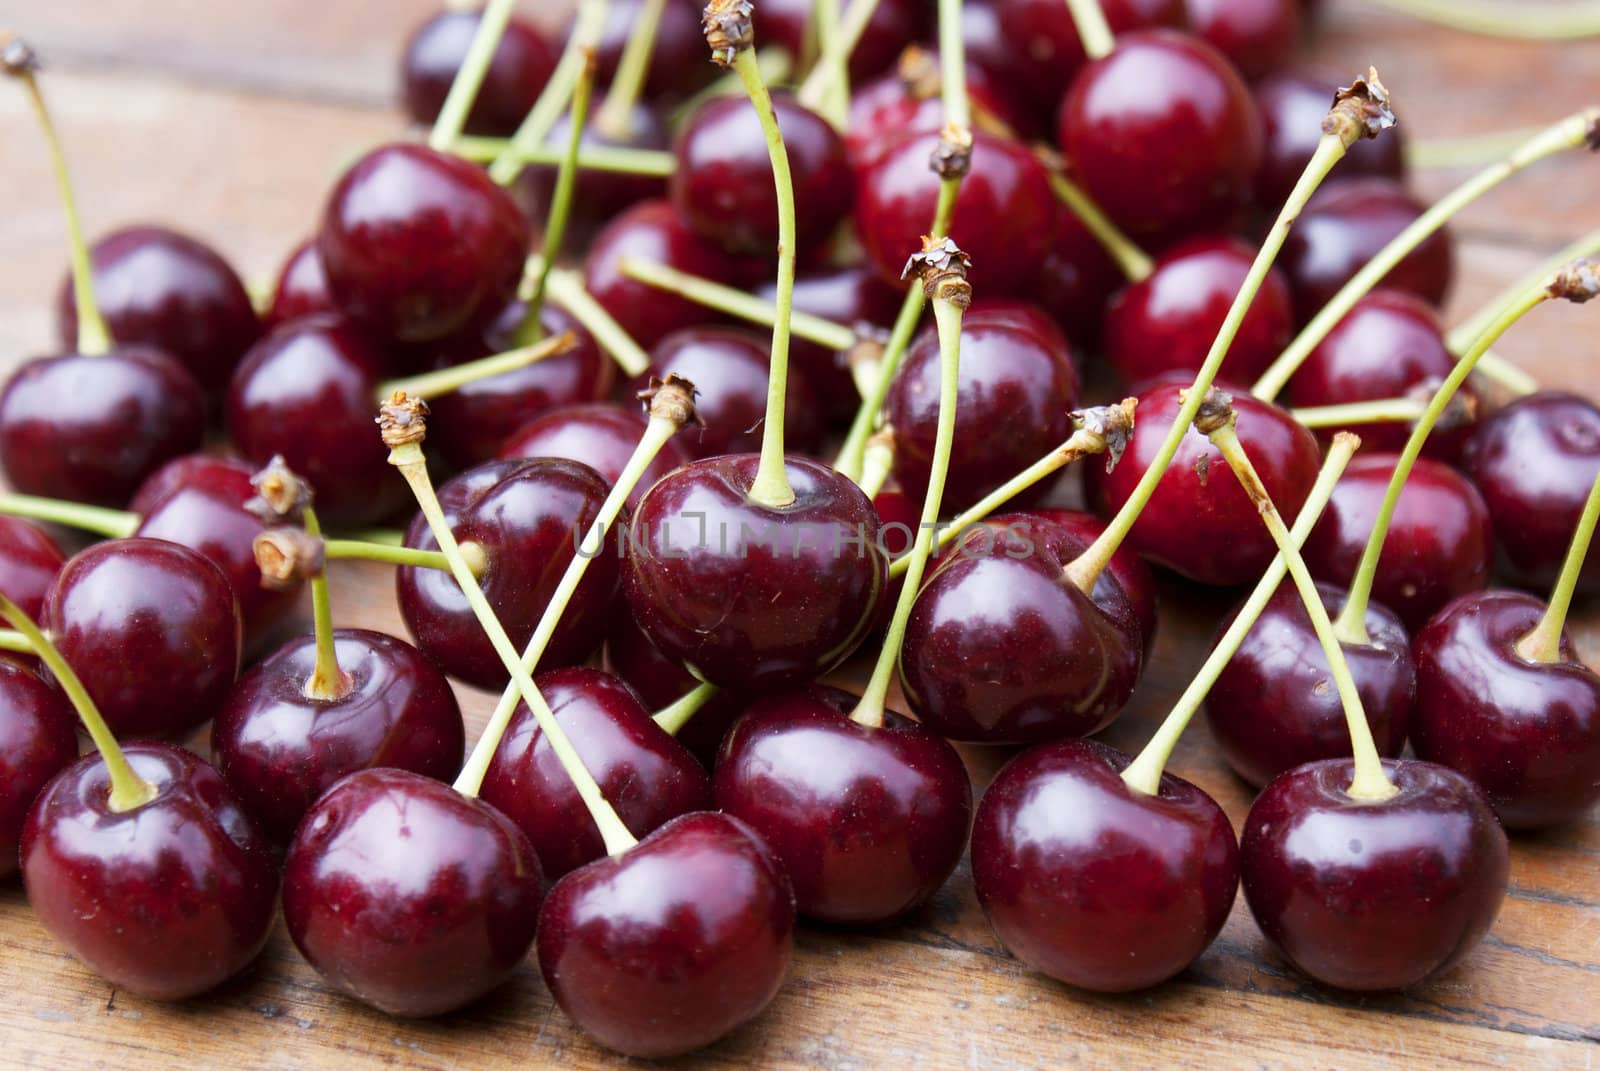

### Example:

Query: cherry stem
xmin=1447 ymin=227 xmax=1600 ymax=373
xmin=1043 ymin=165 xmax=1154 ymax=282
xmin=452 ymin=135 xmax=675 ymax=175
xmin=795 ymin=0 xmax=881 ymax=115
xmin=1252 ymin=108 xmax=1600 ymax=402
xmin=1409 ymin=127 xmax=1542 ymax=170
xmin=858 ymin=429 xmax=895 ymax=500
xmin=0 ymin=492 xmax=137 ymax=538
xmin=1291 ymin=396 xmax=1427 ymax=428
xmin=669 ymin=48 xmax=793 ymax=127
xmin=836 ymin=286 xmax=926 ymax=481
xmin=378 ymin=331 xmax=577 ymax=401
xmin=1365 ymin=0 xmax=1600 ymax=39
xmin=382 ymin=395 xmax=639 ymax=856
xmin=0 ymin=592 xmax=156 ymax=811
xmin=339 ymin=527 xmax=404 ymax=546
xmin=521 ymin=50 xmax=598 ymax=336
xmin=617 ymin=257 xmax=859 ymax=350
xmin=0 ymin=630 xmax=29 ymax=654
xmin=298 ymin=505 xmax=352 ymax=702
xmin=809 ymin=0 xmax=850 ymax=128
xmin=651 ymin=679 xmax=721 ymax=736
xmin=455 ymin=378 xmax=695 ymax=807
xmin=4 ymin=40 xmax=111 ymax=356
xmin=594 ymin=0 xmax=666 ymax=140
xmin=322 ymin=537 xmax=482 ymax=576
xmin=488 ymin=0 xmax=610 ymax=186
xmin=1061 ymin=0 xmax=1116 ymax=60
xmin=541 ymin=263 xmax=652 ymax=377
xmin=936 ymin=0 xmax=971 ymax=131
xmin=1517 ymin=466 xmax=1600 ymax=663
xmin=427 ymin=0 xmax=516 ymax=150
xmin=1121 ymin=432 xmax=1360 ymax=796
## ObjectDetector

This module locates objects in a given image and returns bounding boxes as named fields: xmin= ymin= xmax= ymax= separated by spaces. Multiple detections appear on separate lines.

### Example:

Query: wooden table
xmin=0 ymin=2 xmax=1597 ymax=1067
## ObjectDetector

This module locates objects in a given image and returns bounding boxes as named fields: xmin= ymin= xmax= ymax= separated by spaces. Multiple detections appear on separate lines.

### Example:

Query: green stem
xmin=1471 ymin=353 xmax=1539 ymax=396
xmin=522 ymin=49 xmax=597 ymax=333
xmin=1364 ymin=0 xmax=1600 ymax=39
xmin=427 ymin=0 xmax=517 ymax=150
xmin=594 ymin=0 xmax=666 ymax=140
xmin=1291 ymin=397 xmax=1427 ymax=428
xmin=1408 ymin=127 xmax=1541 ymax=170
xmin=453 ymin=136 xmax=675 ymax=175
xmin=300 ymin=506 xmax=350 ymax=701
xmin=323 ymin=538 xmax=482 ymax=576
xmin=1045 ymin=168 xmax=1153 ymax=282
xmin=0 ymin=493 xmax=137 ymax=538
xmin=1121 ymin=432 xmax=1360 ymax=796
xmin=652 ymin=680 xmax=721 ymax=736
xmin=936 ymin=0 xmax=971 ymax=131
xmin=0 ymin=629 xmax=32 ymax=654
xmin=1447 ymin=228 xmax=1600 ymax=354
xmin=811 ymin=0 xmax=850 ymax=128
xmin=378 ymin=331 xmax=575 ymax=401
xmin=795 ymin=0 xmax=883 ymax=114
xmin=617 ymin=257 xmax=857 ymax=350
xmin=1062 ymin=0 xmax=1116 ymax=59
xmin=1516 ymin=466 xmax=1600 ymax=663
xmin=670 ymin=48 xmax=793 ymax=126
xmin=487 ymin=0 xmax=610 ymax=186
xmin=335 ymin=527 xmax=405 ymax=546
xmin=543 ymin=265 xmax=651 ymax=377
xmin=858 ymin=430 xmax=895 ymax=500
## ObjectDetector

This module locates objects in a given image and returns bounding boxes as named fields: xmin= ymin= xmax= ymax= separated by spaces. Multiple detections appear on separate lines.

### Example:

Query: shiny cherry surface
xmin=0 ymin=517 xmax=66 ymax=621
xmin=757 ymin=265 xmax=902 ymax=422
xmin=264 ymin=238 xmax=336 ymax=329
xmin=602 ymin=611 xmax=746 ymax=767
xmin=1254 ymin=72 xmax=1406 ymax=207
xmin=1023 ymin=508 xmax=1159 ymax=654
xmin=400 ymin=9 xmax=554 ymax=136
xmin=0 ymin=662 xmax=77 ymax=880
xmin=760 ymin=0 xmax=923 ymax=80
xmin=500 ymin=401 xmax=693 ymax=507
xmin=1183 ymin=0 xmax=1300 ymax=80
xmin=1028 ymin=203 xmax=1123 ymax=344
xmin=590 ymin=0 xmax=711 ymax=98
xmin=515 ymin=103 xmax=669 ymax=239
xmin=843 ymin=54 xmax=1029 ymax=169
xmin=128 ymin=452 xmax=257 ymax=516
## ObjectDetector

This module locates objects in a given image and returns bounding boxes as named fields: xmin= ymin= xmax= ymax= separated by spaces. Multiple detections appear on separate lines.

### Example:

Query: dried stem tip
xmin=929 ymin=123 xmax=973 ymax=179
xmin=703 ymin=0 xmax=754 ymax=67
xmin=0 ymin=33 xmax=38 ymax=76
xmin=253 ymin=529 xmax=325 ymax=589
xmin=902 ymin=235 xmax=973 ymax=307
xmin=1408 ymin=376 xmax=1478 ymax=432
xmin=246 ymin=454 xmax=313 ymax=523
xmin=1073 ymin=397 xmax=1139 ymax=473
xmin=637 ymin=372 xmax=702 ymax=428
xmin=897 ymin=45 xmax=940 ymax=100
xmin=1188 ymin=387 xmax=1237 ymax=438
xmin=1549 ymin=257 xmax=1600 ymax=302
xmin=377 ymin=390 xmax=430 ymax=450
xmin=1323 ymin=68 xmax=1395 ymax=148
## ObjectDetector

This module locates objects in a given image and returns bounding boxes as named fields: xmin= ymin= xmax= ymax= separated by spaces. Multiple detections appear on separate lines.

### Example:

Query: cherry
xmin=971 ymin=738 xmax=1237 ymax=991
xmin=671 ymin=93 xmax=852 ymax=258
xmin=1304 ymin=453 xmax=1492 ymax=631
xmin=602 ymin=611 xmax=745 ymax=767
xmin=1240 ymin=758 xmax=1509 ymax=990
xmin=536 ymin=811 xmax=794 ymax=1058
xmin=1206 ymin=581 xmax=1414 ymax=789
xmin=0 ymin=661 xmax=76 ymax=880
xmin=1027 ymin=202 xmax=1123 ymax=344
xmin=319 ymin=143 xmax=529 ymax=344
xmin=591 ymin=0 xmax=712 ymax=99
xmin=23 ymin=742 xmax=278 ymax=999
xmin=964 ymin=297 xmax=1073 ymax=359
xmin=1057 ymin=29 xmax=1262 ymax=241
xmin=283 ymin=767 xmax=544 ymax=1016
xmin=400 ymin=7 xmax=555 ymax=136
xmin=515 ymin=104 xmax=670 ymax=240
xmin=713 ymin=684 xmax=970 ymax=923
xmin=397 ymin=458 xmax=620 ymax=688
xmin=853 ymin=129 xmax=1056 ymax=290
xmin=0 ymin=517 xmax=65 ymax=620
xmin=128 ymin=453 xmax=256 ymax=517
xmin=1022 ymin=508 xmax=1159 ymax=654
xmin=500 ymin=402 xmax=692 ymax=507
xmin=1103 ymin=235 xmax=1294 ymax=385
xmin=843 ymin=50 xmax=1029 ymax=169
xmin=1462 ymin=391 xmax=1600 ymax=593
xmin=1254 ymin=72 xmax=1406 ymax=207
xmin=756 ymin=265 xmax=902 ymax=423
xmin=762 ymin=0 xmax=924 ymax=80
xmin=1183 ymin=0 xmax=1300 ymax=81
xmin=1281 ymin=177 xmax=1456 ymax=323
xmin=479 ymin=666 xmax=709 ymax=879
xmin=263 ymin=238 xmax=336 ymax=330
xmin=212 ymin=629 xmax=464 ymax=842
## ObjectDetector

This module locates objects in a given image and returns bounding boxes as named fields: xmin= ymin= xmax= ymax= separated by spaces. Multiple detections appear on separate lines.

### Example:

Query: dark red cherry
xmin=639 ymin=326 xmax=823 ymax=458
xmin=1462 ymin=391 xmax=1600 ymax=593
xmin=1022 ymin=508 xmax=1159 ymax=653
xmin=602 ymin=611 xmax=746 ymax=768
xmin=400 ymin=8 xmax=555 ymax=136
xmin=56 ymin=226 xmax=261 ymax=395
xmin=714 ymin=685 xmax=971 ymax=923
xmin=283 ymin=767 xmax=544 ymax=1016
xmin=1412 ymin=590 xmax=1600 ymax=830
xmin=500 ymin=401 xmax=693 ymax=507
xmin=319 ymin=143 xmax=530 ymax=344
xmin=1281 ymin=177 xmax=1455 ymax=323
xmin=514 ymin=103 xmax=670 ymax=240
xmin=1027 ymin=202 xmax=1123 ymax=345
xmin=1087 ymin=374 xmax=1322 ymax=585
xmin=854 ymin=129 xmax=1056 ymax=290
xmin=21 ymin=743 xmax=278 ymax=1000
xmin=397 ymin=458 xmax=620 ymax=689
xmin=887 ymin=319 xmax=1079 ymax=511
xmin=844 ymin=52 xmax=1030 ymax=170
xmin=591 ymin=0 xmax=712 ymax=99
xmin=1254 ymin=72 xmax=1406 ymax=207
xmin=128 ymin=453 xmax=256 ymax=517
xmin=263 ymin=238 xmax=336 ymax=330
xmin=1206 ymin=581 xmax=1414 ymax=789
xmin=536 ymin=811 xmax=794 ymax=1058
xmin=212 ymin=629 xmax=464 ymax=842
xmin=624 ymin=456 xmax=886 ymax=692
xmin=0 ymin=517 xmax=66 ymax=621
xmin=0 ymin=348 xmax=205 ymax=508
xmin=227 ymin=314 xmax=411 ymax=528
xmin=480 ymin=667 xmax=710 ymax=880
xmin=1183 ymin=0 xmax=1299 ymax=80
xmin=671 ymin=93 xmax=852 ymax=258
xmin=1304 ymin=453 xmax=1493 ymax=630
xmin=1288 ymin=290 xmax=1478 ymax=458
xmin=1058 ymin=30 xmax=1263 ymax=241
xmin=1104 ymin=234 xmax=1294 ymax=385
xmin=756 ymin=265 xmax=902 ymax=422
xmin=0 ymin=662 xmax=76 ymax=880
xmin=972 ymin=738 xmax=1238 ymax=991
xmin=1240 ymin=758 xmax=1509 ymax=990
xmin=964 ymin=297 xmax=1073 ymax=360
xmin=761 ymin=0 xmax=924 ymax=80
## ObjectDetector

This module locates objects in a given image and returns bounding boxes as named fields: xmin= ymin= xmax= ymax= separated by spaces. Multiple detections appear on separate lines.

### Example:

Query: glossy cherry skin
xmin=480 ymin=667 xmax=709 ymax=880
xmin=57 ymin=226 xmax=261 ymax=394
xmin=972 ymin=738 xmax=1238 ymax=992
xmin=639 ymin=326 xmax=823 ymax=458
xmin=0 ymin=662 xmax=77 ymax=880
xmin=319 ymin=143 xmax=529 ymax=344
xmin=1184 ymin=0 xmax=1299 ymax=80
xmin=1022 ymin=508 xmax=1159 ymax=655
xmin=591 ymin=0 xmax=711 ymax=99
xmin=397 ymin=458 xmax=620 ymax=689
xmin=0 ymin=517 xmax=65 ymax=621
xmin=1028 ymin=203 xmax=1123 ymax=345
xmin=625 ymin=455 xmax=886 ymax=692
xmin=843 ymin=54 xmax=1029 ymax=170
xmin=887 ymin=320 xmax=1079 ymax=511
xmin=500 ymin=401 xmax=693 ymax=508
xmin=1282 ymin=177 xmax=1455 ymax=323
xmin=400 ymin=8 xmax=554 ymax=136
xmin=1254 ymin=73 xmax=1406 ymax=207
xmin=1462 ymin=391 xmax=1600 ymax=593
xmin=128 ymin=452 xmax=256 ymax=516
xmin=1087 ymin=375 xmax=1322 ymax=585
xmin=671 ymin=93 xmax=852 ymax=258
xmin=283 ymin=767 xmax=544 ymax=1016
xmin=0 ymin=347 xmax=205 ymax=508
xmin=761 ymin=0 xmax=923 ymax=80
xmin=854 ymin=129 xmax=1056 ymax=291
xmin=1206 ymin=581 xmax=1414 ymax=789
xmin=46 ymin=538 xmax=240 ymax=741
xmin=1059 ymin=30 xmax=1263 ymax=241
xmin=1412 ymin=591 xmax=1600 ymax=829
xmin=227 ymin=315 xmax=410 ymax=528
xmin=713 ymin=685 xmax=971 ymax=924
xmin=1240 ymin=758 xmax=1509 ymax=990
xmin=1104 ymin=234 xmax=1294 ymax=385
xmin=21 ymin=743 xmax=278 ymax=1000
xmin=602 ymin=611 xmax=746 ymax=767
xmin=1305 ymin=453 xmax=1493 ymax=631
xmin=213 ymin=629 xmax=464 ymax=842
xmin=536 ymin=811 xmax=795 ymax=1058
xmin=757 ymin=265 xmax=902 ymax=422
xmin=264 ymin=238 xmax=336 ymax=331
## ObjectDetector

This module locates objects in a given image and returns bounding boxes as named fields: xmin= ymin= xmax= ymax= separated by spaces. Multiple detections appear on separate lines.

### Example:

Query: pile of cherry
xmin=0 ymin=0 xmax=1598 ymax=1058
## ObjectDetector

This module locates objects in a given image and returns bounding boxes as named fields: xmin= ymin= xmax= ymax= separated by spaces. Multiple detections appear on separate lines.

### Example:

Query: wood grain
xmin=0 ymin=1 xmax=1597 ymax=1068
